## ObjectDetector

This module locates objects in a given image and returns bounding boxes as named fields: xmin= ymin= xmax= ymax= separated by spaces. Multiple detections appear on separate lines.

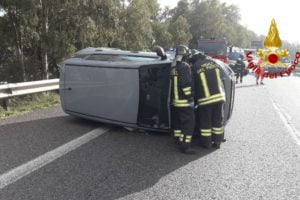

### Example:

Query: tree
xmin=169 ymin=16 xmax=192 ymax=47
xmin=1 ymin=0 xmax=297 ymax=83
xmin=169 ymin=0 xmax=189 ymax=22
xmin=0 ymin=0 xmax=35 ymax=81
xmin=123 ymin=0 xmax=159 ymax=50
xmin=152 ymin=21 xmax=173 ymax=49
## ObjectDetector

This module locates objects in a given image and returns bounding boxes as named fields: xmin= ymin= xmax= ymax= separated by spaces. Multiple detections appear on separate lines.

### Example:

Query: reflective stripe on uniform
xmin=201 ymin=133 xmax=212 ymax=137
xmin=173 ymin=103 xmax=189 ymax=107
xmin=174 ymin=130 xmax=182 ymax=137
xmin=172 ymin=99 xmax=189 ymax=107
xmin=174 ymin=133 xmax=182 ymax=137
xmin=200 ymin=72 xmax=210 ymax=97
xmin=183 ymin=86 xmax=191 ymax=96
xmin=198 ymin=93 xmax=225 ymax=103
xmin=184 ymin=91 xmax=191 ymax=95
xmin=212 ymin=127 xmax=224 ymax=135
xmin=179 ymin=134 xmax=184 ymax=142
xmin=198 ymin=96 xmax=225 ymax=106
xmin=215 ymin=68 xmax=225 ymax=94
xmin=185 ymin=139 xmax=191 ymax=143
xmin=212 ymin=131 xmax=223 ymax=135
xmin=174 ymin=75 xmax=179 ymax=100
xmin=201 ymin=129 xmax=212 ymax=137
xmin=212 ymin=127 xmax=223 ymax=131
xmin=185 ymin=135 xmax=192 ymax=143
xmin=173 ymin=99 xmax=188 ymax=103
xmin=182 ymin=87 xmax=191 ymax=92
xmin=172 ymin=70 xmax=191 ymax=107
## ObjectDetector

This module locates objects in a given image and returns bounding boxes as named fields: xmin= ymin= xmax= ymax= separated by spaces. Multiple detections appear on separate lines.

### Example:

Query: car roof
xmin=63 ymin=47 xmax=172 ymax=69
xmin=74 ymin=47 xmax=160 ymax=58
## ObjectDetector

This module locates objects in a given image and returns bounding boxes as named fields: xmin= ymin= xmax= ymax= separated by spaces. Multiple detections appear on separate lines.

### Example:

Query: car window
xmin=228 ymin=52 xmax=239 ymax=60
xmin=121 ymin=55 xmax=159 ymax=62
xmin=85 ymin=54 xmax=122 ymax=61
xmin=84 ymin=54 xmax=159 ymax=62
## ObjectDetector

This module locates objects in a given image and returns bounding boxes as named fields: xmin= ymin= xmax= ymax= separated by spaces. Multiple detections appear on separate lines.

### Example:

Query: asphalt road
xmin=0 ymin=74 xmax=300 ymax=200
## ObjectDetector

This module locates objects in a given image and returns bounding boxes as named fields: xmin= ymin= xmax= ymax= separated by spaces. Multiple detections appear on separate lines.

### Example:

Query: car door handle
xmin=61 ymin=87 xmax=72 ymax=91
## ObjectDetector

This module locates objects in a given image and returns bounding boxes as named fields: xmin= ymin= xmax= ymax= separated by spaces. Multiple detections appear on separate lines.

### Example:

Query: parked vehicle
xmin=243 ymin=48 xmax=257 ymax=57
xmin=197 ymin=39 xmax=229 ymax=64
xmin=59 ymin=47 xmax=235 ymax=132
xmin=267 ymin=57 xmax=291 ymax=75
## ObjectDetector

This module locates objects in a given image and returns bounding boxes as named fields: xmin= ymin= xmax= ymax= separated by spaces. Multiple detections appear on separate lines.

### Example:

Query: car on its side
xmin=59 ymin=47 xmax=236 ymax=132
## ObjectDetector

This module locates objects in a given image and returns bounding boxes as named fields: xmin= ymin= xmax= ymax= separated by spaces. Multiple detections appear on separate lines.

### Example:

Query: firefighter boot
xmin=199 ymin=136 xmax=212 ymax=149
xmin=179 ymin=142 xmax=197 ymax=155
xmin=212 ymin=142 xmax=221 ymax=149
xmin=200 ymin=143 xmax=212 ymax=150
xmin=174 ymin=137 xmax=180 ymax=146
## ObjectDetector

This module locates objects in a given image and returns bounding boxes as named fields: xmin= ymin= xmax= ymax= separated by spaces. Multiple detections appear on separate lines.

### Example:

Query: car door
xmin=137 ymin=62 xmax=172 ymax=131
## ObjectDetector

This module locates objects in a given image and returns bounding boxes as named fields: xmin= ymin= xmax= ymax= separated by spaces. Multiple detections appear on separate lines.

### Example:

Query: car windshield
xmin=198 ymin=43 xmax=227 ymax=55
xmin=228 ymin=52 xmax=241 ymax=60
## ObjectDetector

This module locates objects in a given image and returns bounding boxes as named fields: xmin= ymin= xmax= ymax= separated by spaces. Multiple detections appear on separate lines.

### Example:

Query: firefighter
xmin=235 ymin=55 xmax=246 ymax=84
xmin=171 ymin=45 xmax=196 ymax=154
xmin=191 ymin=51 xmax=226 ymax=149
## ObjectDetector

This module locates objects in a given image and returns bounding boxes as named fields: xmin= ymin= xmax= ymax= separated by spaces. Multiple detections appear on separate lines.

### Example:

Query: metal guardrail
xmin=0 ymin=79 xmax=59 ymax=110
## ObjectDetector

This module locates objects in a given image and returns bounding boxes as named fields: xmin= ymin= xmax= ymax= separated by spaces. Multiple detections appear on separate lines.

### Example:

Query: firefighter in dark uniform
xmin=235 ymin=55 xmax=246 ymax=84
xmin=191 ymin=52 xmax=226 ymax=149
xmin=171 ymin=45 xmax=196 ymax=154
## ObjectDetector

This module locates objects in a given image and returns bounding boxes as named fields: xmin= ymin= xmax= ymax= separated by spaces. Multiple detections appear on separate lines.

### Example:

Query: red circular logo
xmin=268 ymin=53 xmax=279 ymax=64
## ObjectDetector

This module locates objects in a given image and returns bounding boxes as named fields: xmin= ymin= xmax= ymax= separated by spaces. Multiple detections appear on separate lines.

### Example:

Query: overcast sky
xmin=159 ymin=0 xmax=300 ymax=44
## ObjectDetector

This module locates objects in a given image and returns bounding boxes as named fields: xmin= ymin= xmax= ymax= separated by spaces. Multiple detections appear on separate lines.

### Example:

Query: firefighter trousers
xmin=171 ymin=107 xmax=195 ymax=144
xmin=198 ymin=102 xmax=224 ymax=146
xmin=236 ymin=69 xmax=244 ymax=82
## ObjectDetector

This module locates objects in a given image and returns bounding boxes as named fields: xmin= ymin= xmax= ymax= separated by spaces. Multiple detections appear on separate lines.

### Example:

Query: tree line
xmin=0 ymin=0 xmax=299 ymax=83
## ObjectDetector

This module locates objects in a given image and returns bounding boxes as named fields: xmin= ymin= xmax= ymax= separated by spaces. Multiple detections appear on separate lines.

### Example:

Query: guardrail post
xmin=1 ymin=98 xmax=10 ymax=111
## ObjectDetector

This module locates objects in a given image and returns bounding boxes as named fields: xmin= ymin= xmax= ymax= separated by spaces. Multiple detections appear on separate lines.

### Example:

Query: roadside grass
xmin=0 ymin=92 xmax=60 ymax=119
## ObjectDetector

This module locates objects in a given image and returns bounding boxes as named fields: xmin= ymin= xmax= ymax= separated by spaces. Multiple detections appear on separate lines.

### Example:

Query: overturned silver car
xmin=59 ymin=48 xmax=235 ymax=132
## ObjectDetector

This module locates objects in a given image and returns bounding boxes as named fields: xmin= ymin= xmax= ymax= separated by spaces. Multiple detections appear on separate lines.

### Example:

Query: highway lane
xmin=0 ymin=107 xmax=100 ymax=174
xmin=265 ymin=74 xmax=300 ymax=143
xmin=0 ymin=75 xmax=300 ymax=200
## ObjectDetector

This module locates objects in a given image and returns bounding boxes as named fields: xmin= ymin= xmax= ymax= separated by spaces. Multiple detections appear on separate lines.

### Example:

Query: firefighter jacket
xmin=171 ymin=61 xmax=194 ymax=108
xmin=235 ymin=60 xmax=245 ymax=72
xmin=193 ymin=58 xmax=225 ymax=106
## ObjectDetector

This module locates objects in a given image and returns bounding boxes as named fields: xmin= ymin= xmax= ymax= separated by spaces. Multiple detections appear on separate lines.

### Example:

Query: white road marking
xmin=272 ymin=101 xmax=300 ymax=146
xmin=0 ymin=126 xmax=110 ymax=189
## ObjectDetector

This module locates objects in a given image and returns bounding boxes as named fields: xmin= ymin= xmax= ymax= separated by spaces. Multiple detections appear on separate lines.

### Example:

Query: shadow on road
xmin=0 ymin=116 xmax=215 ymax=200
xmin=55 ymin=127 xmax=215 ymax=200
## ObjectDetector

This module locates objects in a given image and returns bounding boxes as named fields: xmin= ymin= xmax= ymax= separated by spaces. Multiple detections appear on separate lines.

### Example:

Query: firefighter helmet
xmin=175 ymin=45 xmax=191 ymax=62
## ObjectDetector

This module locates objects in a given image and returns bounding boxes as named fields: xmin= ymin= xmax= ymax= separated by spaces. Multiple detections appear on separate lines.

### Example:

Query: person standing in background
xmin=256 ymin=58 xmax=265 ymax=85
xmin=235 ymin=56 xmax=246 ymax=84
